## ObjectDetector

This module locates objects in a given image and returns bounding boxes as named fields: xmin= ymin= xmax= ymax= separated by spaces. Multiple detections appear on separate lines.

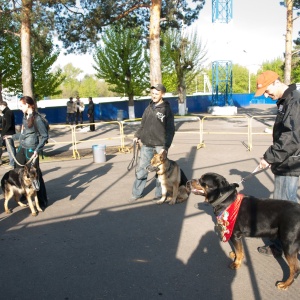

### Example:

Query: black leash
xmin=127 ymin=141 xmax=139 ymax=171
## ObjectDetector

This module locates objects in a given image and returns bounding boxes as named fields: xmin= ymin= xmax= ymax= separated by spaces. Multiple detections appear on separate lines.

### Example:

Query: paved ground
xmin=0 ymin=105 xmax=299 ymax=300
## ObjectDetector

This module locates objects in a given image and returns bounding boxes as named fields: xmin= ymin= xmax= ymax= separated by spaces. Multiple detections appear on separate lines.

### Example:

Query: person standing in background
xmin=75 ymin=96 xmax=85 ymax=128
xmin=0 ymin=101 xmax=16 ymax=169
xmin=87 ymin=97 xmax=95 ymax=131
xmin=66 ymin=97 xmax=76 ymax=125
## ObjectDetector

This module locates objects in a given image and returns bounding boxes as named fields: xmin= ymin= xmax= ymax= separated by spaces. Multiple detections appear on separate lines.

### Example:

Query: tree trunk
xmin=21 ymin=0 xmax=33 ymax=98
xmin=0 ymin=79 xmax=3 ymax=102
xmin=284 ymin=0 xmax=293 ymax=85
xmin=149 ymin=0 xmax=162 ymax=85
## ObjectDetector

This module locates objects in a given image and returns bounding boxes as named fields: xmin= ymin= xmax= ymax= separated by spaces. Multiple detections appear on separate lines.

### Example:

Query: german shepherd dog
xmin=148 ymin=152 xmax=190 ymax=205
xmin=1 ymin=164 xmax=42 ymax=216
xmin=187 ymin=172 xmax=300 ymax=290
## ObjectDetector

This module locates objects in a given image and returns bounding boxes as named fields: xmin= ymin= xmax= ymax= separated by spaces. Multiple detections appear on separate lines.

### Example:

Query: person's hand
xmin=33 ymin=151 xmax=38 ymax=158
xmin=259 ymin=158 xmax=270 ymax=169
xmin=3 ymin=135 xmax=12 ymax=140
xmin=133 ymin=137 xmax=139 ymax=143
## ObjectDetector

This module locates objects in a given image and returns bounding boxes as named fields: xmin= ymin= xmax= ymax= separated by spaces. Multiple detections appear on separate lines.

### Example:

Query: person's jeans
xmin=274 ymin=175 xmax=299 ymax=202
xmin=5 ymin=138 xmax=16 ymax=167
xmin=132 ymin=145 xmax=163 ymax=198
xmin=270 ymin=175 xmax=299 ymax=251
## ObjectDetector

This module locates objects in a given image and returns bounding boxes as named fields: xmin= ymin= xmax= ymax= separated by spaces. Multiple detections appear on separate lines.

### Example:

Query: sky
xmin=53 ymin=0 xmax=300 ymax=76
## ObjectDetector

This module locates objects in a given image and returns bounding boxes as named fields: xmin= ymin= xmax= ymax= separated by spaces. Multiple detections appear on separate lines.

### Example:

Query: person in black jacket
xmin=129 ymin=83 xmax=175 ymax=202
xmin=87 ymin=97 xmax=95 ymax=131
xmin=0 ymin=101 xmax=16 ymax=169
xmin=254 ymin=71 xmax=300 ymax=257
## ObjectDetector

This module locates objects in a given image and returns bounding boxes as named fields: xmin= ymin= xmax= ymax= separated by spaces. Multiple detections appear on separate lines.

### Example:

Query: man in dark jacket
xmin=254 ymin=71 xmax=300 ymax=257
xmin=0 ymin=101 xmax=16 ymax=169
xmin=87 ymin=97 xmax=95 ymax=131
xmin=129 ymin=83 xmax=175 ymax=202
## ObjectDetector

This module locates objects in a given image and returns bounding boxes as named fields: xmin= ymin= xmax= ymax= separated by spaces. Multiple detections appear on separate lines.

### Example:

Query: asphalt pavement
xmin=0 ymin=105 xmax=299 ymax=300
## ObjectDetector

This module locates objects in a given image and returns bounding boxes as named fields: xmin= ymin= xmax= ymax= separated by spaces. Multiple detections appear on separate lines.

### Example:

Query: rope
xmin=5 ymin=137 xmax=37 ymax=167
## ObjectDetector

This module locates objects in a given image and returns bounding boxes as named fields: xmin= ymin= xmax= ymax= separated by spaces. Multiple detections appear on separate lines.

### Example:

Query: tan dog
xmin=149 ymin=152 xmax=190 ymax=205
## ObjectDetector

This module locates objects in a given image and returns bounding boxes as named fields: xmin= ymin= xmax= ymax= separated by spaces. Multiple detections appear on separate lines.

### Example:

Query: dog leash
xmin=4 ymin=137 xmax=37 ymax=167
xmin=127 ymin=141 xmax=139 ymax=171
xmin=238 ymin=165 xmax=269 ymax=184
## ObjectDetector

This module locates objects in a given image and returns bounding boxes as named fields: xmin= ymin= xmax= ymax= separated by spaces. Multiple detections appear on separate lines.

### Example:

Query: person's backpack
xmin=34 ymin=112 xmax=50 ymax=144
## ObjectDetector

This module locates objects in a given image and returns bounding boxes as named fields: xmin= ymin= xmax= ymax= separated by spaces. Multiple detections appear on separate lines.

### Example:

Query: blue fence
xmin=12 ymin=93 xmax=268 ymax=125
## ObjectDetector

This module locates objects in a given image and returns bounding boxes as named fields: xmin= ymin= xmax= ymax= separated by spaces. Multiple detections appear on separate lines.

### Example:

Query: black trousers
xmin=15 ymin=147 xmax=48 ymax=207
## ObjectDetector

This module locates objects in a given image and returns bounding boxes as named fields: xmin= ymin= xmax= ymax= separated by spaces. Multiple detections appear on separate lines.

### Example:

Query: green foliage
xmin=50 ymin=0 xmax=205 ymax=53
xmin=93 ymin=24 xmax=150 ymax=103
xmin=161 ymin=28 xmax=207 ymax=96
xmin=259 ymin=58 xmax=284 ymax=79
xmin=1 ymin=36 xmax=65 ymax=99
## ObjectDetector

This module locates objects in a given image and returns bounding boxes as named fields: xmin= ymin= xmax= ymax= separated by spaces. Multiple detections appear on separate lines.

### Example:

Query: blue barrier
xmin=12 ymin=93 xmax=271 ymax=125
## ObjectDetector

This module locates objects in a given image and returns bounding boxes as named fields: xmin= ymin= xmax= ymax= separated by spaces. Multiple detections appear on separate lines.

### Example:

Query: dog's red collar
xmin=215 ymin=193 xmax=244 ymax=242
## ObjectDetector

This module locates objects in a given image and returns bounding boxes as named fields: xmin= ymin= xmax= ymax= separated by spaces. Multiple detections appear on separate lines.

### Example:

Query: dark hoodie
xmin=264 ymin=84 xmax=300 ymax=176
xmin=135 ymin=100 xmax=175 ymax=150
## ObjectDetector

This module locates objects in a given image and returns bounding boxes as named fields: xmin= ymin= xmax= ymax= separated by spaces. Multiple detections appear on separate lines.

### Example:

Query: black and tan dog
xmin=1 ymin=164 xmax=42 ymax=216
xmin=188 ymin=172 xmax=300 ymax=290
xmin=149 ymin=152 xmax=190 ymax=205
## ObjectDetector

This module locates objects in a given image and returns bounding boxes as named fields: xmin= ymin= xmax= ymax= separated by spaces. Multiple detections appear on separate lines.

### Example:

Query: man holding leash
xmin=129 ymin=83 xmax=175 ymax=202
xmin=254 ymin=70 xmax=300 ymax=256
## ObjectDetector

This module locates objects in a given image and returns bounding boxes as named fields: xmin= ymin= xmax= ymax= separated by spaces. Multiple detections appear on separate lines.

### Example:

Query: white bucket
xmin=92 ymin=144 xmax=106 ymax=163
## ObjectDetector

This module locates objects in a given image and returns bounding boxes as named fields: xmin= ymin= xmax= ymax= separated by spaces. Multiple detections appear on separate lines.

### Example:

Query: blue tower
xmin=211 ymin=60 xmax=233 ymax=106
xmin=212 ymin=0 xmax=233 ymax=23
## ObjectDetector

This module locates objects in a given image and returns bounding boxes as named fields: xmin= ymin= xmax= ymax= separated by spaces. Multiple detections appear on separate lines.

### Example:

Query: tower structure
xmin=211 ymin=60 xmax=233 ymax=106
xmin=212 ymin=0 xmax=233 ymax=23
xmin=211 ymin=0 xmax=233 ymax=107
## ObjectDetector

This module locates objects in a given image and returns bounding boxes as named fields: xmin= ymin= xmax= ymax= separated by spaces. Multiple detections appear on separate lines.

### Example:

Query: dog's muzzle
xmin=32 ymin=179 xmax=40 ymax=191
xmin=146 ymin=165 xmax=159 ymax=173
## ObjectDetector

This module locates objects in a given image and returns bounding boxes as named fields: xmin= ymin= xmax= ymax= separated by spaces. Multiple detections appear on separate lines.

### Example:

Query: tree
xmin=1 ymin=0 xmax=205 ymax=101
xmin=281 ymin=0 xmax=300 ymax=84
xmin=161 ymin=28 xmax=207 ymax=115
xmin=94 ymin=24 xmax=149 ymax=118
xmin=259 ymin=58 xmax=285 ymax=79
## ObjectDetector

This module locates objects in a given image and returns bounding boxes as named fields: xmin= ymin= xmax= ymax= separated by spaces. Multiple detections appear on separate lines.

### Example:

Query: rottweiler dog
xmin=187 ymin=172 xmax=300 ymax=290
xmin=149 ymin=152 xmax=190 ymax=205
xmin=1 ymin=164 xmax=42 ymax=216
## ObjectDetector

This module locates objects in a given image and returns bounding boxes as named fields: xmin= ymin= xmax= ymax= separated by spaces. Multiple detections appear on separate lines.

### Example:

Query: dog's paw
xmin=229 ymin=251 xmax=236 ymax=260
xmin=276 ymin=281 xmax=291 ymax=290
xmin=5 ymin=209 xmax=12 ymax=214
xmin=31 ymin=212 xmax=38 ymax=217
xmin=229 ymin=262 xmax=241 ymax=270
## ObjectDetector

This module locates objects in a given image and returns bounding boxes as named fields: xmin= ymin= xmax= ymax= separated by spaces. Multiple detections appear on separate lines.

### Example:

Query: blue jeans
xmin=5 ymin=138 xmax=16 ymax=167
xmin=274 ymin=175 xmax=299 ymax=202
xmin=132 ymin=145 xmax=163 ymax=198
xmin=271 ymin=175 xmax=299 ymax=251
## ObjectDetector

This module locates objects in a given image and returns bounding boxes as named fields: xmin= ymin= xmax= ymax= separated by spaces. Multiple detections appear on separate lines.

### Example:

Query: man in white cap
xmin=129 ymin=83 xmax=175 ymax=202
xmin=255 ymin=71 xmax=300 ymax=257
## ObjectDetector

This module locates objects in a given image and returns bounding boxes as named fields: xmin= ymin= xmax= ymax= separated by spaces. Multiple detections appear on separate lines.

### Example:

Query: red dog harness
xmin=216 ymin=193 xmax=244 ymax=242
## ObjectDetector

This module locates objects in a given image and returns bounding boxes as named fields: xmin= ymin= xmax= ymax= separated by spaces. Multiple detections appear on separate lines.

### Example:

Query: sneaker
xmin=153 ymin=196 xmax=162 ymax=201
xmin=128 ymin=195 xmax=143 ymax=203
xmin=257 ymin=244 xmax=283 ymax=257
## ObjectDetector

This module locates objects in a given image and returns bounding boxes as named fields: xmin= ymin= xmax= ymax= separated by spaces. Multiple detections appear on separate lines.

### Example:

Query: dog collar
xmin=215 ymin=193 xmax=244 ymax=242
